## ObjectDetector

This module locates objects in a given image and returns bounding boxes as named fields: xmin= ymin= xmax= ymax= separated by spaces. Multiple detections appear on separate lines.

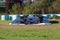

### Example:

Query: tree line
xmin=10 ymin=0 xmax=60 ymax=14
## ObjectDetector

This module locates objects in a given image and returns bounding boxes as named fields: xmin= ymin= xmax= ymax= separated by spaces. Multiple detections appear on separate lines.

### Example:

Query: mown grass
xmin=0 ymin=28 xmax=60 ymax=40
xmin=0 ymin=18 xmax=60 ymax=40
xmin=0 ymin=20 xmax=11 ymax=25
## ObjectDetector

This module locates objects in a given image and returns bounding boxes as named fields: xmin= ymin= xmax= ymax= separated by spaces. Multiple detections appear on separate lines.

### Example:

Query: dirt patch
xmin=0 ymin=24 xmax=60 ymax=30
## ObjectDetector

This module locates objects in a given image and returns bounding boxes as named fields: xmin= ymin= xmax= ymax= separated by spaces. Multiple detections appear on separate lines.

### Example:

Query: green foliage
xmin=9 ymin=0 xmax=60 ymax=14
xmin=23 ymin=0 xmax=57 ymax=14
xmin=10 ymin=4 xmax=20 ymax=14
xmin=23 ymin=0 xmax=43 ymax=14
xmin=52 ymin=0 xmax=60 ymax=13
xmin=24 ymin=4 xmax=36 ymax=14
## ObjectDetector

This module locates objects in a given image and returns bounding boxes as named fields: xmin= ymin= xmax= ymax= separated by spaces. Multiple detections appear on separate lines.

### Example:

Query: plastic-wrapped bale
xmin=11 ymin=17 xmax=20 ymax=24
xmin=24 ymin=16 xmax=38 ymax=24
xmin=42 ymin=16 xmax=51 ymax=24
xmin=1 ymin=15 xmax=9 ymax=20
xmin=32 ymin=16 xmax=38 ymax=24
xmin=24 ymin=16 xmax=33 ymax=24
xmin=11 ymin=15 xmax=25 ymax=24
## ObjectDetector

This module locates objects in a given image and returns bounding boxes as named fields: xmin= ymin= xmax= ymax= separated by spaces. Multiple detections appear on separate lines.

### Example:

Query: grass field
xmin=0 ymin=28 xmax=60 ymax=40
xmin=0 ymin=19 xmax=60 ymax=40
xmin=0 ymin=20 xmax=11 ymax=25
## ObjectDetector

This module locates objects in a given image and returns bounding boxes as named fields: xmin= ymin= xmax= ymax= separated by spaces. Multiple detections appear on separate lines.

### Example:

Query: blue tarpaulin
xmin=42 ymin=16 xmax=50 ymax=23
xmin=11 ymin=15 xmax=51 ymax=24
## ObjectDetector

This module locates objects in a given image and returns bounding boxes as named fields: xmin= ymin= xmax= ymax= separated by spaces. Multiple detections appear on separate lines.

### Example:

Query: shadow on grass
xmin=50 ymin=21 xmax=59 ymax=24
xmin=0 ymin=37 xmax=5 ymax=39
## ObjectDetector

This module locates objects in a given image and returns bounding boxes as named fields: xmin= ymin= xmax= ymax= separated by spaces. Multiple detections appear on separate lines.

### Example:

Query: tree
xmin=52 ymin=0 xmax=60 ymax=13
xmin=10 ymin=3 xmax=20 ymax=14
xmin=23 ymin=0 xmax=44 ymax=14
xmin=23 ymin=0 xmax=56 ymax=14
xmin=9 ymin=0 xmax=60 ymax=14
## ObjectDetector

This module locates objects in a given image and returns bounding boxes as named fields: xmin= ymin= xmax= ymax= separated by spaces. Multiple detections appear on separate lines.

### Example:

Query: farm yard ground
xmin=0 ymin=20 xmax=60 ymax=40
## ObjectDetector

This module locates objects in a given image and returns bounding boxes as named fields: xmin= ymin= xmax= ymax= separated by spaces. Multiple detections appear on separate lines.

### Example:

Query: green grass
xmin=0 ymin=19 xmax=60 ymax=40
xmin=48 ymin=30 xmax=60 ymax=40
xmin=0 ymin=28 xmax=60 ymax=40
xmin=0 ymin=20 xmax=11 ymax=25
